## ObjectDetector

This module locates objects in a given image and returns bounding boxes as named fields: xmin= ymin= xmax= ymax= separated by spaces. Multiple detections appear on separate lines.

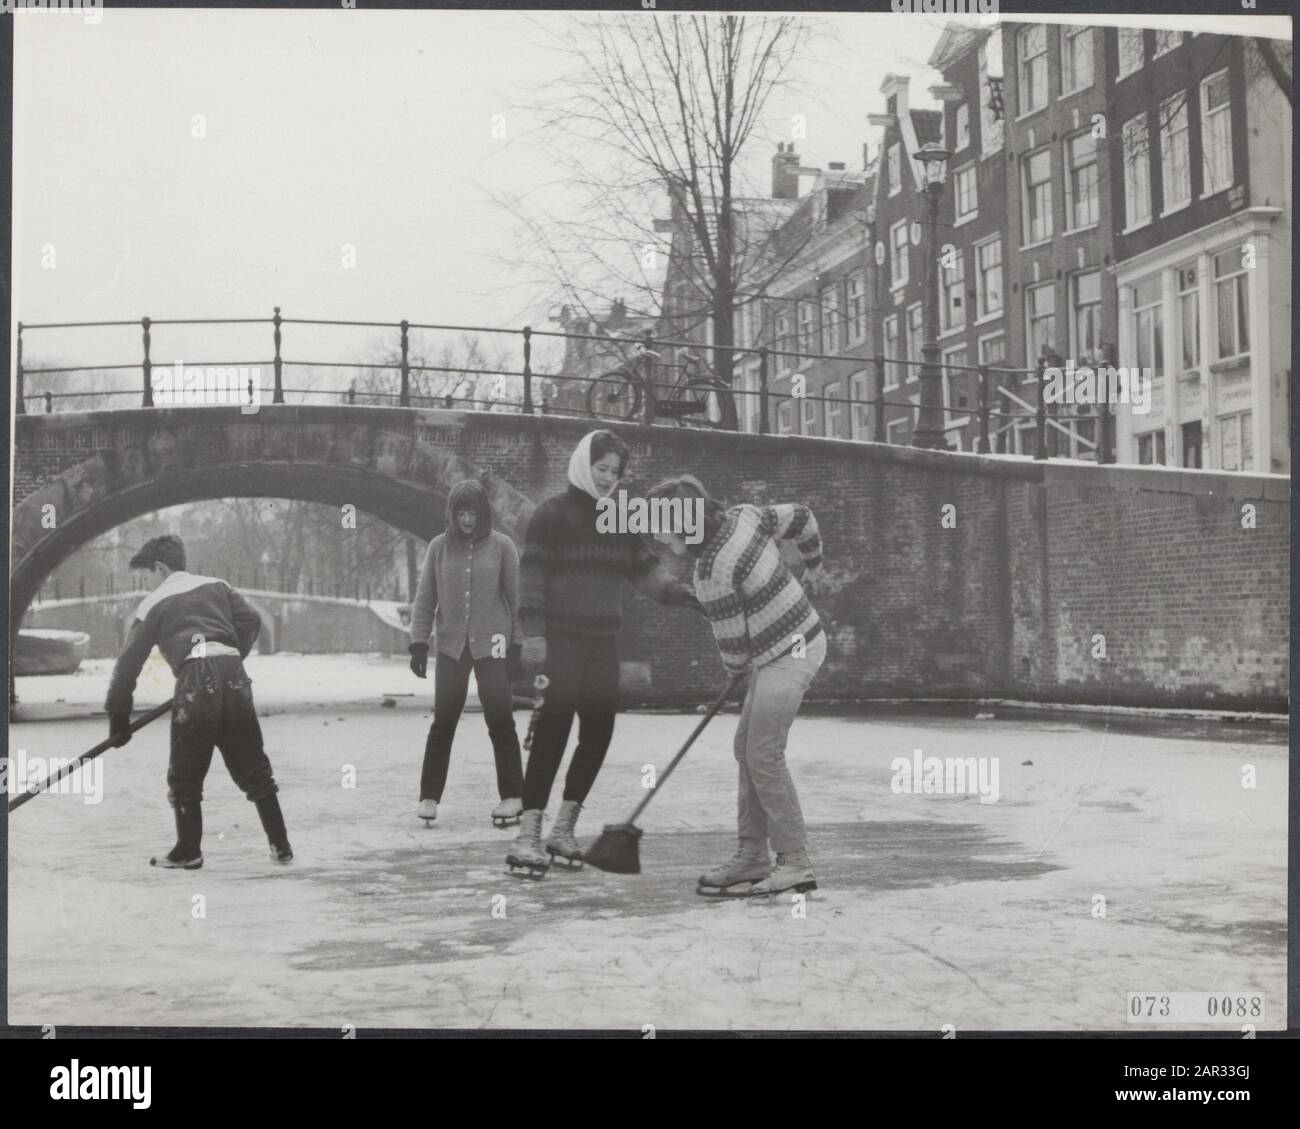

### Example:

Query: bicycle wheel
xmin=586 ymin=368 xmax=642 ymax=421
xmin=672 ymin=378 xmax=739 ymax=430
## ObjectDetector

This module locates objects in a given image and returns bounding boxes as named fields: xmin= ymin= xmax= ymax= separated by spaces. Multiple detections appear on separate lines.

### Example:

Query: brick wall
xmin=12 ymin=406 xmax=1289 ymax=710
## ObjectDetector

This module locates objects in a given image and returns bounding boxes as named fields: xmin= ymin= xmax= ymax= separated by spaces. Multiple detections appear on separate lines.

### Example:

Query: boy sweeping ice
xmin=105 ymin=535 xmax=293 ymax=869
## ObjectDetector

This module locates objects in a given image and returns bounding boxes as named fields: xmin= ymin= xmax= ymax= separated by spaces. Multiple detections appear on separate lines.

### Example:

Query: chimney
xmin=880 ymin=73 xmax=911 ymax=120
xmin=771 ymin=141 xmax=802 ymax=200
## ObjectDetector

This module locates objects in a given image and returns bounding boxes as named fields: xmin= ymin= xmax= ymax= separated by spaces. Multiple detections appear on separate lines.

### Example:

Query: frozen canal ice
xmin=7 ymin=654 xmax=1288 ymax=1031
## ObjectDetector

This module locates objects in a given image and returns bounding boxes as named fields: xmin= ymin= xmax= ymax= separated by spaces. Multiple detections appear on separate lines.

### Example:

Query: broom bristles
xmin=583 ymin=823 xmax=642 ymax=875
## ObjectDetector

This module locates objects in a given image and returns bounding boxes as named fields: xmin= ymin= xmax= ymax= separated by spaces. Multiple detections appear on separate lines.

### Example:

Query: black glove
xmin=109 ymin=714 xmax=132 ymax=747
xmin=409 ymin=642 xmax=429 ymax=679
xmin=506 ymin=643 xmax=523 ymax=682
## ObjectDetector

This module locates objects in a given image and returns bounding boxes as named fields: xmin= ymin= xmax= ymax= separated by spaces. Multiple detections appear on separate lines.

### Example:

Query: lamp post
xmin=911 ymin=142 xmax=952 ymax=450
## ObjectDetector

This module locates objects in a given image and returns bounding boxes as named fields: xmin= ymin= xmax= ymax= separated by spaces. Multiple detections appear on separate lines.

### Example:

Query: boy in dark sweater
xmin=105 ymin=535 xmax=292 ymax=869
xmin=508 ymin=430 xmax=701 ymax=873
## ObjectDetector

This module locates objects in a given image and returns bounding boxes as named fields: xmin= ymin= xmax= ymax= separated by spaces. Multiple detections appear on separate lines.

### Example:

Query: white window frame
xmin=800 ymin=390 xmax=819 ymax=436
xmin=1025 ymin=281 xmax=1056 ymax=364
xmin=975 ymin=235 xmax=1003 ymax=321
xmin=820 ymin=283 xmax=841 ymax=354
xmin=1219 ymin=410 xmax=1253 ymax=472
xmin=1122 ymin=113 xmax=1152 ymax=231
xmin=883 ymin=314 xmax=901 ymax=390
xmin=1200 ymin=68 xmax=1234 ymax=197
xmin=1017 ymin=25 xmax=1048 ymax=117
xmin=1212 ymin=249 xmax=1250 ymax=362
xmin=890 ymin=219 xmax=910 ymax=290
xmin=905 ymin=303 xmax=924 ymax=381
xmin=797 ymin=299 xmax=816 ymax=358
xmin=1021 ymin=147 xmax=1053 ymax=246
xmin=886 ymin=416 xmax=910 ymax=446
xmin=1117 ymin=28 xmax=1143 ymax=79
xmin=1137 ymin=429 xmax=1167 ymax=466
xmin=777 ymin=397 xmax=794 ymax=435
xmin=954 ymin=163 xmax=978 ymax=225
xmin=846 ymin=271 xmax=867 ymax=344
xmin=1064 ymin=131 xmax=1099 ymax=231
xmin=774 ymin=310 xmax=793 ymax=375
xmin=849 ymin=370 xmax=871 ymax=439
xmin=1132 ymin=277 xmax=1165 ymax=380
xmin=1061 ymin=26 xmax=1094 ymax=95
xmin=1069 ymin=271 xmax=1102 ymax=362
xmin=1153 ymin=29 xmax=1181 ymax=59
xmin=824 ymin=380 xmax=843 ymax=438
xmin=978 ymin=332 xmax=1006 ymax=368
xmin=940 ymin=250 xmax=966 ymax=335
xmin=1159 ymin=93 xmax=1191 ymax=215
xmin=1176 ymin=265 xmax=1200 ymax=375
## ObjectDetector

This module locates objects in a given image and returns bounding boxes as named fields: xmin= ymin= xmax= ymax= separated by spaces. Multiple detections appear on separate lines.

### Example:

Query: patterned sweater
xmin=519 ymin=485 xmax=697 ymax=637
xmin=106 ymin=571 xmax=261 ymax=716
xmin=694 ymin=504 xmax=824 ymax=673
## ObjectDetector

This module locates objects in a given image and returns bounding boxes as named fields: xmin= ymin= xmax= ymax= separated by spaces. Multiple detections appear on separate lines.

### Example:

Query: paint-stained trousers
xmin=168 ymin=655 xmax=278 ymax=805
xmin=733 ymin=631 xmax=825 ymax=855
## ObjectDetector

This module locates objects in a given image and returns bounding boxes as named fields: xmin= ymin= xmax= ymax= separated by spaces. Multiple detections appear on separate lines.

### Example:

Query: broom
xmin=583 ymin=671 xmax=745 ymax=875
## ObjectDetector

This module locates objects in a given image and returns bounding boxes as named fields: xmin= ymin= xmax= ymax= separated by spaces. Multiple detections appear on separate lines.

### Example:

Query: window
xmin=1177 ymin=266 xmax=1200 ymax=372
xmin=1070 ymin=272 xmax=1102 ymax=361
xmin=954 ymin=164 xmax=978 ymax=222
xmin=1122 ymin=114 xmax=1151 ymax=228
xmin=738 ymin=365 xmax=760 ymax=434
xmin=1153 ymin=29 xmax=1181 ymax=58
xmin=1026 ymin=282 xmax=1056 ymax=362
xmin=824 ymin=381 xmax=843 ymax=438
xmin=1064 ymin=133 xmax=1098 ymax=230
xmin=888 ymin=141 xmax=902 ymax=195
xmin=1018 ymin=25 xmax=1048 ymax=114
xmin=1200 ymin=69 xmax=1234 ymax=195
xmin=801 ymin=391 xmax=819 ymax=436
xmin=941 ymin=251 xmax=966 ymax=334
xmin=955 ymin=103 xmax=971 ymax=151
xmin=850 ymin=371 xmax=871 ymax=438
xmin=943 ymin=346 xmax=969 ymax=414
xmin=906 ymin=304 xmax=924 ymax=379
xmin=777 ymin=398 xmax=794 ymax=435
xmin=1219 ymin=411 xmax=1252 ymax=471
xmin=1160 ymin=94 xmax=1191 ymax=212
xmin=978 ymin=334 xmax=1005 ymax=367
xmin=797 ymin=300 xmax=816 ymax=358
xmin=883 ymin=315 xmax=901 ymax=389
xmin=1062 ymin=26 xmax=1093 ymax=93
xmin=976 ymin=237 xmax=1003 ymax=318
xmin=846 ymin=272 xmax=866 ymax=343
xmin=890 ymin=220 xmax=909 ymax=288
xmin=886 ymin=417 xmax=910 ymax=446
xmin=1137 ymin=430 xmax=1167 ymax=466
xmin=1213 ymin=249 xmax=1250 ymax=359
xmin=1021 ymin=148 xmax=1052 ymax=244
xmin=1117 ymin=28 xmax=1143 ymax=78
xmin=1132 ymin=276 xmax=1164 ymax=378
xmin=821 ymin=283 xmax=841 ymax=353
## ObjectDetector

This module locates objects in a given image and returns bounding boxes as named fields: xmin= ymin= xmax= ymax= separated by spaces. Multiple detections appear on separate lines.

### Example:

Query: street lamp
xmin=912 ymin=142 xmax=952 ymax=450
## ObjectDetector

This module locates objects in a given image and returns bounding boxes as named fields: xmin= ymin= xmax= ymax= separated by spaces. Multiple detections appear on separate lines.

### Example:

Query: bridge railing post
xmin=642 ymin=331 xmax=657 ymax=427
xmin=399 ymin=320 xmax=411 ymax=406
xmin=44 ymin=392 xmax=53 ymax=413
xmin=141 ymin=317 xmax=154 ymax=408
xmin=873 ymin=356 xmax=886 ymax=442
xmin=272 ymin=307 xmax=285 ymax=403
xmin=15 ymin=322 xmax=25 ymax=415
xmin=1034 ymin=355 xmax=1048 ymax=461
xmin=977 ymin=365 xmax=991 ymax=454
xmin=522 ymin=326 xmax=534 ymax=415
xmin=757 ymin=347 xmax=769 ymax=435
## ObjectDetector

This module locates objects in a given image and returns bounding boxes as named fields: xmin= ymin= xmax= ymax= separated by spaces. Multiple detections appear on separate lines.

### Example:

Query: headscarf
xmin=446 ymin=478 xmax=493 ymax=541
xmin=568 ymin=430 xmax=606 ymax=500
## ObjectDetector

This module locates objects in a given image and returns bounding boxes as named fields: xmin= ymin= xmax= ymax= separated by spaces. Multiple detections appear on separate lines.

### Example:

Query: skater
xmin=645 ymin=475 xmax=825 ymax=897
xmin=508 ymin=429 xmax=702 ymax=876
xmin=408 ymin=478 xmax=525 ymax=828
xmin=105 ymin=535 xmax=292 ymax=869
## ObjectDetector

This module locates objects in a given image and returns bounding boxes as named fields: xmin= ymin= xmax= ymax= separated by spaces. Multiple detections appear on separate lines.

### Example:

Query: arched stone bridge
xmin=11 ymin=405 xmax=1289 ymax=709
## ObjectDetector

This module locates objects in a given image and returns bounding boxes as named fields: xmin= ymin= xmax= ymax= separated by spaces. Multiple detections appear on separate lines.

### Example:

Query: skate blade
xmin=151 ymin=856 xmax=204 ymax=870
xmin=546 ymin=851 xmax=584 ymax=871
xmin=492 ymin=816 xmax=522 ymax=829
xmin=504 ymin=862 xmax=549 ymax=880
xmin=748 ymin=879 xmax=818 ymax=898
xmin=696 ymin=881 xmax=759 ymax=899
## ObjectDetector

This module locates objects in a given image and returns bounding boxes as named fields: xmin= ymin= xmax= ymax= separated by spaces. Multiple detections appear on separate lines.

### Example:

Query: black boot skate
xmin=255 ymin=794 xmax=294 ymax=864
xmin=151 ymin=801 xmax=204 ymax=870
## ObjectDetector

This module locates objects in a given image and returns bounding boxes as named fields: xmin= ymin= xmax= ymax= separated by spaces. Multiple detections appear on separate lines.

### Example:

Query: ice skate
xmin=491 ymin=796 xmax=523 ymax=829
xmin=696 ymin=844 xmax=771 ymax=898
xmin=417 ymin=798 xmax=439 ymax=825
xmin=747 ymin=850 xmax=817 ymax=896
xmin=256 ymin=795 xmax=294 ymax=865
xmin=505 ymin=809 xmax=550 ymax=879
xmin=151 ymin=800 xmax=204 ymax=870
xmin=545 ymin=800 xmax=585 ymax=870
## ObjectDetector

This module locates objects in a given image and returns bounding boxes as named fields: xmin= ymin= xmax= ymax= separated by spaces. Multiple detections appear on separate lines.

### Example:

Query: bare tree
xmin=494 ymin=13 xmax=817 ymax=384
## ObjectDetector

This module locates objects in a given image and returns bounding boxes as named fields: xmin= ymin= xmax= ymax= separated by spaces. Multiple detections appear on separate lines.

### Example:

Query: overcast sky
xmin=12 ymin=8 xmax=1284 ymax=375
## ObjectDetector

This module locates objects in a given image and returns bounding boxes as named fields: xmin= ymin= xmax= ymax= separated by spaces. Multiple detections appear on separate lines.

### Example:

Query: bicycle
xmin=585 ymin=349 xmax=738 ymax=430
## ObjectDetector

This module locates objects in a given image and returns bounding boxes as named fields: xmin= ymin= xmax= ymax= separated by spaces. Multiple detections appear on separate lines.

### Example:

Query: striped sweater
xmin=519 ymin=485 xmax=697 ymax=637
xmin=694 ymin=503 xmax=824 ymax=673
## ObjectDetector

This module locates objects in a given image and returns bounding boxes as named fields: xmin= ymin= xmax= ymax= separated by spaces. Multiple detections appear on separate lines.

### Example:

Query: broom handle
xmin=622 ymin=671 xmax=744 ymax=826
xmin=8 ymin=699 xmax=173 ymax=812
